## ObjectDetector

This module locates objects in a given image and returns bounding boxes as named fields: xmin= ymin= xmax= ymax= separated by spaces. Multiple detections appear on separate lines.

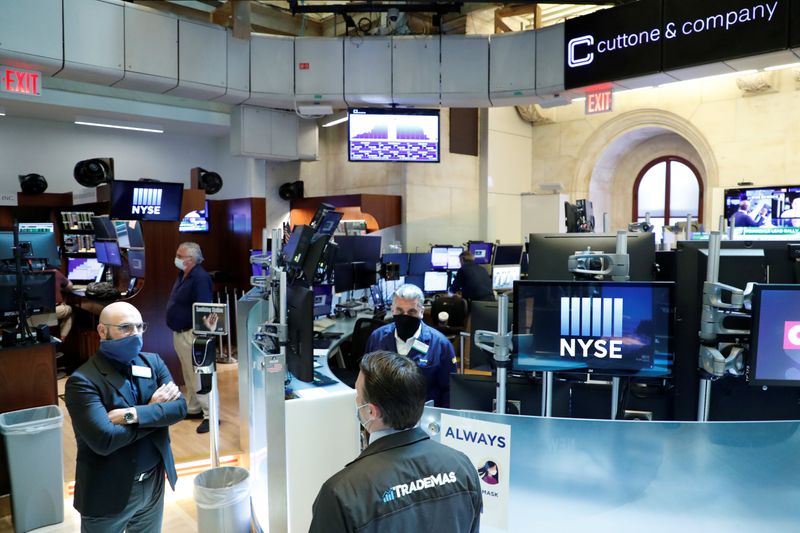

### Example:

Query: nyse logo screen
xmin=131 ymin=188 xmax=162 ymax=216
xmin=513 ymin=282 xmax=673 ymax=377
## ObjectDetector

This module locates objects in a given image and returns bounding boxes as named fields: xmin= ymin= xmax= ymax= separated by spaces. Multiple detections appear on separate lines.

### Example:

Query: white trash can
xmin=193 ymin=466 xmax=251 ymax=533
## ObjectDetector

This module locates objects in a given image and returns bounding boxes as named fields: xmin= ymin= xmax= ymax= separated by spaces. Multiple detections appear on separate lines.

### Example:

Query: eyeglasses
xmin=102 ymin=322 xmax=148 ymax=335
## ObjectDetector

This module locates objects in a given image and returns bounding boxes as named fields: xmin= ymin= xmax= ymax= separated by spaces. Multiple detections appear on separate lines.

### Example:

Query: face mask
xmin=99 ymin=334 xmax=143 ymax=365
xmin=356 ymin=402 xmax=375 ymax=431
xmin=394 ymin=314 xmax=421 ymax=341
xmin=174 ymin=257 xmax=185 ymax=270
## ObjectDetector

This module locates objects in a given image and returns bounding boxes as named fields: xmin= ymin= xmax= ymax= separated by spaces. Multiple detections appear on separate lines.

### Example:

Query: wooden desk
xmin=0 ymin=341 xmax=58 ymax=500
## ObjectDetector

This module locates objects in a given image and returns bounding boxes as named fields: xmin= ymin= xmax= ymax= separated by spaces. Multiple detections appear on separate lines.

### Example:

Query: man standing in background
xmin=166 ymin=242 xmax=213 ymax=433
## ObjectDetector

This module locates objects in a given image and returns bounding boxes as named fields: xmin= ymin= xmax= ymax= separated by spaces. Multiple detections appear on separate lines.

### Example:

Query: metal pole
xmin=225 ymin=287 xmax=234 ymax=362
xmin=685 ymin=215 xmax=693 ymax=240
xmin=602 ymin=213 xmax=609 ymax=233
xmin=495 ymin=293 xmax=509 ymax=415
xmin=541 ymin=371 xmax=553 ymax=417
xmin=611 ymin=377 xmax=620 ymax=419
xmin=697 ymin=232 xmax=722 ymax=422
xmin=209 ymin=371 xmax=220 ymax=467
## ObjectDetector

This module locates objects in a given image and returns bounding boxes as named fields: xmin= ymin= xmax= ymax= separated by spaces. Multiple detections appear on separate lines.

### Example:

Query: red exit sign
xmin=1 ymin=66 xmax=42 ymax=96
xmin=585 ymin=89 xmax=613 ymax=115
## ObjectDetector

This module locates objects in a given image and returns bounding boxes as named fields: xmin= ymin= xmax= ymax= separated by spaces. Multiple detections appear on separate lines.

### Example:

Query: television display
xmin=348 ymin=108 xmax=440 ymax=163
xmin=513 ymin=281 xmax=674 ymax=377
xmin=431 ymin=247 xmax=462 ymax=270
xmin=333 ymin=236 xmax=382 ymax=265
xmin=110 ymin=180 xmax=184 ymax=221
xmin=127 ymin=248 xmax=145 ymax=278
xmin=423 ymin=271 xmax=449 ymax=293
xmin=492 ymin=265 xmax=520 ymax=290
xmin=0 ymin=231 xmax=61 ymax=267
xmin=748 ymin=284 xmax=800 ymax=387
xmin=95 ymin=241 xmax=122 ymax=266
xmin=723 ymin=185 xmax=800 ymax=237
xmin=67 ymin=257 xmax=104 ymax=282
xmin=493 ymin=244 xmax=523 ymax=266
xmin=0 ymin=271 xmax=56 ymax=317
xmin=468 ymin=242 xmax=494 ymax=265
xmin=179 ymin=201 xmax=209 ymax=233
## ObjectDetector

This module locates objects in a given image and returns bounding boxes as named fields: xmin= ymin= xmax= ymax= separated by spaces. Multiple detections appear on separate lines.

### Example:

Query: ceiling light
xmin=321 ymin=111 xmax=349 ymax=128
xmin=764 ymin=62 xmax=800 ymax=71
xmin=0 ymin=106 xmax=5 ymax=116
xmin=74 ymin=116 xmax=163 ymax=133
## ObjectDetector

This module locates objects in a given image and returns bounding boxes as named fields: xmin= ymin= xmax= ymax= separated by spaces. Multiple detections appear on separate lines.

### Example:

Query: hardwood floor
xmin=0 ymin=361 xmax=243 ymax=533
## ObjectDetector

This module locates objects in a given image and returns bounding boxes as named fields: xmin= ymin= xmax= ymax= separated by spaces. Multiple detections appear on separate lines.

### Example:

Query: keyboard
xmin=312 ymin=371 xmax=338 ymax=387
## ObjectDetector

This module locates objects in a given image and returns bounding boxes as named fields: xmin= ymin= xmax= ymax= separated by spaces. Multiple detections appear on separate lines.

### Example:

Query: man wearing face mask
xmin=365 ymin=284 xmax=456 ymax=407
xmin=309 ymin=350 xmax=482 ymax=532
xmin=165 ymin=241 xmax=214 ymax=433
xmin=65 ymin=301 xmax=187 ymax=532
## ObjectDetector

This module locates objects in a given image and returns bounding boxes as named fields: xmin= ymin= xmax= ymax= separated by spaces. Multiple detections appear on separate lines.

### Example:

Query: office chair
xmin=431 ymin=295 xmax=468 ymax=328
xmin=331 ymin=317 xmax=387 ymax=388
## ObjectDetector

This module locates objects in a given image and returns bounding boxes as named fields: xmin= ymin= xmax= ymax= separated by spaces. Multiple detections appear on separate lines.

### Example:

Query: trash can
xmin=0 ymin=405 xmax=64 ymax=533
xmin=194 ymin=466 xmax=251 ymax=533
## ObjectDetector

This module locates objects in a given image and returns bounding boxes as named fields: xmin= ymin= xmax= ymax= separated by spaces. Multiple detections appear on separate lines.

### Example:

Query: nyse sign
xmin=565 ymin=0 xmax=790 ymax=89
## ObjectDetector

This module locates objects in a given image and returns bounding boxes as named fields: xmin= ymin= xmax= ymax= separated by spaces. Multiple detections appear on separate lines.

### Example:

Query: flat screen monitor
xmin=95 ymin=241 xmax=122 ymax=266
xmin=124 ymin=220 xmax=145 ymax=248
xmin=17 ymin=232 xmax=60 ymax=267
xmin=178 ymin=201 xmax=209 ymax=233
xmin=0 ymin=271 xmax=56 ymax=317
xmin=113 ymin=220 xmax=130 ymax=248
xmin=18 ymin=222 xmax=54 ymax=233
xmin=748 ymin=284 xmax=800 ymax=386
xmin=348 ymin=108 xmax=440 ymax=163
xmin=312 ymin=285 xmax=334 ymax=318
xmin=430 ymin=247 xmax=462 ymax=270
xmin=91 ymin=215 xmax=117 ymax=241
xmin=333 ymin=235 xmax=382 ymax=264
xmin=513 ymin=281 xmax=674 ymax=377
xmin=287 ymin=284 xmax=314 ymax=383
xmin=382 ymin=253 xmax=409 ymax=277
xmin=334 ymin=263 xmax=355 ymax=293
xmin=492 ymin=265 xmax=520 ymax=290
xmin=353 ymin=262 xmax=376 ymax=291
xmin=110 ymin=180 xmax=185 ymax=221
xmin=282 ymin=225 xmax=314 ymax=269
xmin=723 ymin=184 xmax=800 ymax=235
xmin=493 ymin=244 xmax=523 ymax=266
xmin=450 ymin=374 xmax=571 ymax=416
xmin=468 ymin=242 xmax=494 ymax=265
xmin=127 ymin=248 xmax=145 ymax=277
xmin=67 ymin=257 xmax=104 ymax=282
xmin=423 ymin=271 xmax=449 ymax=293
xmin=527 ymin=233 xmax=656 ymax=281
xmin=408 ymin=253 xmax=431 ymax=276
xmin=316 ymin=210 xmax=344 ymax=236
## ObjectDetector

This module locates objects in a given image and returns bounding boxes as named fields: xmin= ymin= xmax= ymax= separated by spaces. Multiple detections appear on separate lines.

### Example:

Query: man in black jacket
xmin=309 ymin=350 xmax=482 ymax=532
xmin=65 ymin=301 xmax=187 ymax=532
xmin=451 ymin=251 xmax=495 ymax=303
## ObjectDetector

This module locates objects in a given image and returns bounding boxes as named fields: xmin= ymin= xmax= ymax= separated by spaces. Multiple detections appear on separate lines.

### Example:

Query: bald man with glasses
xmin=65 ymin=301 xmax=187 ymax=533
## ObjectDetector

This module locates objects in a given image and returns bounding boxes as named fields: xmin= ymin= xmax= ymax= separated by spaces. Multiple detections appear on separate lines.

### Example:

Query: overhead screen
xmin=110 ymin=180 xmax=184 ymax=221
xmin=348 ymin=108 xmax=440 ymax=163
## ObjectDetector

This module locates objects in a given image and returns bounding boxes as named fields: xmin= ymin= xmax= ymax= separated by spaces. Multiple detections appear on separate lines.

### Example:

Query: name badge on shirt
xmin=412 ymin=339 xmax=429 ymax=354
xmin=131 ymin=365 xmax=152 ymax=379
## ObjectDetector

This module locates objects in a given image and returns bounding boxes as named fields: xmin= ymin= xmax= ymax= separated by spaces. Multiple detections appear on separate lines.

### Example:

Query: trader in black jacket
xmin=65 ymin=301 xmax=187 ymax=533
xmin=450 ymin=250 xmax=495 ymax=303
xmin=309 ymin=350 xmax=482 ymax=532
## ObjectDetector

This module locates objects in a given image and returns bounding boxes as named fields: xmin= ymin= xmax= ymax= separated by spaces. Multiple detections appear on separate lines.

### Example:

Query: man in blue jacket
xmin=365 ymin=283 xmax=456 ymax=407
xmin=65 ymin=301 xmax=187 ymax=532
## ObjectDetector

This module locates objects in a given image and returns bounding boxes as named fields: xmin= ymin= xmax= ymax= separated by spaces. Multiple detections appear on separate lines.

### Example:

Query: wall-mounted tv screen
xmin=723 ymin=185 xmax=800 ymax=237
xmin=348 ymin=108 xmax=440 ymax=163
xmin=179 ymin=201 xmax=209 ymax=233
xmin=513 ymin=281 xmax=674 ymax=377
xmin=110 ymin=180 xmax=184 ymax=221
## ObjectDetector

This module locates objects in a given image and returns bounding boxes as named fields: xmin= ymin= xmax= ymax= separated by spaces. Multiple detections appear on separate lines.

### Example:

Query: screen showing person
xmin=68 ymin=257 xmax=104 ymax=282
xmin=748 ymin=284 xmax=800 ymax=386
xmin=192 ymin=303 xmax=227 ymax=335
xmin=492 ymin=265 xmax=520 ymax=290
xmin=424 ymin=271 xmax=449 ymax=293
xmin=468 ymin=242 xmax=493 ymax=265
xmin=512 ymin=281 xmax=674 ymax=377
xmin=127 ymin=248 xmax=145 ymax=278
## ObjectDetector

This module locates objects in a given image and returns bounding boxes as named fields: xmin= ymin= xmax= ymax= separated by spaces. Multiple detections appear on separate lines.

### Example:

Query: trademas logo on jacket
xmin=382 ymin=472 xmax=458 ymax=503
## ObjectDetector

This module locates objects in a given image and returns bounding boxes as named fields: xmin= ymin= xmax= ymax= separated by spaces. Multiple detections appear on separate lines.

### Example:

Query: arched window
xmin=633 ymin=156 xmax=703 ymax=236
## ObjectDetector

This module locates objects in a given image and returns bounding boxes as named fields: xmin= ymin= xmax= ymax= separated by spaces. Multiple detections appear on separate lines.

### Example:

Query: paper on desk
xmin=294 ymin=387 xmax=332 ymax=400
xmin=313 ymin=349 xmax=328 ymax=357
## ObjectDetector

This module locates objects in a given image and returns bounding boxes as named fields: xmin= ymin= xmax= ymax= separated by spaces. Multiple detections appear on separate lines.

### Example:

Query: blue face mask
xmin=99 ymin=334 xmax=143 ymax=365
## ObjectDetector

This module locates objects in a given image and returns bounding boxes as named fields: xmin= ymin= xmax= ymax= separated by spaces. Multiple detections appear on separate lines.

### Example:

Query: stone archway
xmin=570 ymin=109 xmax=718 ymax=232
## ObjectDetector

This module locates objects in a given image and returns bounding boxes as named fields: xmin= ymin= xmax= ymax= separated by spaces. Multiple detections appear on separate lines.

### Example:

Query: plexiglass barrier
xmin=422 ymin=406 xmax=800 ymax=532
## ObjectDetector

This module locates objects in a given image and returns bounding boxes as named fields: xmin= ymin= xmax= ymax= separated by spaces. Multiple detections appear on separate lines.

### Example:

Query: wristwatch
xmin=123 ymin=409 xmax=137 ymax=425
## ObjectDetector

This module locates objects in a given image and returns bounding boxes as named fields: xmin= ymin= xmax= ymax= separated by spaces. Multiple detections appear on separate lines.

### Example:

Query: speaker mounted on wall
xmin=191 ymin=167 xmax=223 ymax=195
xmin=19 ymin=173 xmax=48 ymax=194
xmin=279 ymin=180 xmax=304 ymax=201
xmin=74 ymin=158 xmax=114 ymax=188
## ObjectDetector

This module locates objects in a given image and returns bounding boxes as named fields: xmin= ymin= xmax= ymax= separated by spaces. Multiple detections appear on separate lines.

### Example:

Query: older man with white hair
xmin=65 ymin=301 xmax=186 ymax=532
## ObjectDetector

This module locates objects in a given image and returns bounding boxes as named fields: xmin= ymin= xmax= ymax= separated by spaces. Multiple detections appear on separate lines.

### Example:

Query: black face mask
xmin=394 ymin=314 xmax=421 ymax=341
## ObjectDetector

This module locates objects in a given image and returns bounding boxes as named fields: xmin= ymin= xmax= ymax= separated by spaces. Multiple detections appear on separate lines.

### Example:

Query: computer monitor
xmin=0 ymin=271 xmax=56 ymax=317
xmin=423 ymin=271 xmax=449 ymax=293
xmin=282 ymin=225 xmax=314 ymax=269
xmin=382 ymin=253 xmax=409 ymax=277
xmin=95 ymin=241 xmax=122 ymax=266
xmin=91 ymin=215 xmax=117 ymax=241
xmin=0 ymin=231 xmax=60 ymax=267
xmin=251 ymin=249 xmax=271 ymax=277
xmin=127 ymin=248 xmax=145 ymax=278
xmin=527 ymin=233 xmax=656 ymax=281
xmin=334 ymin=263 xmax=355 ymax=293
xmin=312 ymin=285 xmax=334 ymax=318
xmin=430 ymin=246 xmax=461 ymax=270
xmin=18 ymin=222 xmax=54 ymax=234
xmin=492 ymin=265 xmax=520 ymax=290
xmin=493 ymin=244 xmax=523 ymax=266
xmin=113 ymin=220 xmax=131 ymax=248
xmin=125 ymin=220 xmax=145 ymax=248
xmin=334 ymin=235 xmax=382 ymax=264
xmin=468 ymin=242 xmax=493 ymax=265
xmin=353 ymin=262 xmax=377 ymax=291
xmin=178 ymin=201 xmax=210 ymax=233
xmin=748 ymin=284 xmax=800 ymax=387
xmin=315 ymin=210 xmax=344 ymax=236
xmin=512 ymin=280 xmax=674 ymax=377
xmin=287 ymin=284 xmax=314 ymax=383
xmin=450 ymin=373 xmax=570 ymax=416
xmin=67 ymin=257 xmax=104 ymax=282
xmin=408 ymin=253 xmax=431 ymax=275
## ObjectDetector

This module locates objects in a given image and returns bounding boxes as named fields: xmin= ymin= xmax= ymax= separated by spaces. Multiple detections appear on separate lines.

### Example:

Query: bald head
xmin=97 ymin=302 xmax=143 ymax=340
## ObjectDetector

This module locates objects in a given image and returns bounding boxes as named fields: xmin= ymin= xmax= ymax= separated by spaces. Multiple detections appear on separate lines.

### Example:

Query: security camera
xmin=387 ymin=7 xmax=399 ymax=22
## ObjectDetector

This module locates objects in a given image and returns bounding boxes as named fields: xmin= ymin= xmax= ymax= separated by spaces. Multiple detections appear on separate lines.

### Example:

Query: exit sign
xmin=585 ymin=89 xmax=613 ymax=115
xmin=1 ymin=66 xmax=42 ymax=96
